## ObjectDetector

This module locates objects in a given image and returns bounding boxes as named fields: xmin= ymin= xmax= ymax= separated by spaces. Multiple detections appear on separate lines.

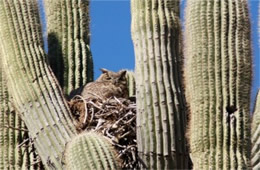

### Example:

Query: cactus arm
xmin=131 ymin=0 xmax=188 ymax=169
xmin=0 ymin=49 xmax=38 ymax=169
xmin=0 ymin=0 xmax=77 ymax=168
xmin=185 ymin=0 xmax=252 ymax=169
xmin=65 ymin=132 xmax=120 ymax=170
xmin=44 ymin=0 xmax=63 ymax=88
xmin=45 ymin=0 xmax=93 ymax=94
xmin=251 ymin=90 xmax=260 ymax=169
xmin=0 ymin=57 xmax=19 ymax=169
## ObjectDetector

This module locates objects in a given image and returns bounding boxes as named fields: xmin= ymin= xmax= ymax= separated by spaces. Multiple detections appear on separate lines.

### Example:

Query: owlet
xmin=80 ymin=68 xmax=128 ymax=100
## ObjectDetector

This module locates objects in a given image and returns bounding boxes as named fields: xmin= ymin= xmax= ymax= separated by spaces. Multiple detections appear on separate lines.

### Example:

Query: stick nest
xmin=68 ymin=96 xmax=138 ymax=169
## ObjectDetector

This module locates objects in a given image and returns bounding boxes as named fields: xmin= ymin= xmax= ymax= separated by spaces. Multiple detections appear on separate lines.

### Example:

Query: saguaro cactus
xmin=65 ymin=132 xmax=120 ymax=170
xmin=251 ymin=7 xmax=260 ymax=168
xmin=131 ymin=0 xmax=188 ymax=169
xmin=251 ymin=90 xmax=260 ymax=170
xmin=126 ymin=70 xmax=135 ymax=97
xmin=185 ymin=0 xmax=252 ymax=169
xmin=0 ymin=0 xmax=77 ymax=168
xmin=0 ymin=52 xmax=36 ymax=169
xmin=45 ymin=0 xmax=93 ymax=94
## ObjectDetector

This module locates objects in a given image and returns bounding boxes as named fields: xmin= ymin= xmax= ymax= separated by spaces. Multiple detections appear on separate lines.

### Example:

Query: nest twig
xmin=68 ymin=96 xmax=138 ymax=169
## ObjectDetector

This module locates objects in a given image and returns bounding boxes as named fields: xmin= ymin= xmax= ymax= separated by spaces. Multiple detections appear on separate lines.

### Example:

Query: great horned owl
xmin=80 ymin=68 xmax=128 ymax=100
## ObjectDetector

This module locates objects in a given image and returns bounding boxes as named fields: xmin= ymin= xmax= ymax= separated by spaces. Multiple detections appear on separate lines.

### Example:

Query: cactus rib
xmin=126 ymin=70 xmax=136 ymax=97
xmin=45 ymin=0 xmax=93 ymax=94
xmin=251 ymin=90 xmax=260 ymax=170
xmin=0 ymin=0 xmax=77 ymax=168
xmin=65 ymin=132 xmax=120 ymax=170
xmin=185 ymin=0 xmax=252 ymax=169
xmin=131 ymin=0 xmax=188 ymax=169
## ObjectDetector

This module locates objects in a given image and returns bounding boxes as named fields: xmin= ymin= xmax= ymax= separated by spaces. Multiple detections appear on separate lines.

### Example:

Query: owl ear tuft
xmin=100 ymin=68 xmax=109 ymax=74
xmin=119 ymin=70 xmax=127 ymax=78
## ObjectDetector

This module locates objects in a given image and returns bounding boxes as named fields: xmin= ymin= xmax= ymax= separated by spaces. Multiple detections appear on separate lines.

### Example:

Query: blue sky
xmin=250 ymin=0 xmax=260 ymax=106
xmin=90 ymin=0 xmax=259 ymax=108
xmin=90 ymin=1 xmax=134 ymax=74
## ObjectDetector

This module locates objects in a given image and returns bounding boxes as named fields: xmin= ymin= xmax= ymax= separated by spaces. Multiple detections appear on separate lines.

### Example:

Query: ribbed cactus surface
xmin=126 ymin=70 xmax=135 ymax=97
xmin=131 ymin=0 xmax=188 ymax=169
xmin=45 ymin=0 xmax=93 ymax=94
xmin=185 ymin=0 xmax=252 ymax=169
xmin=0 ymin=0 xmax=76 ymax=168
xmin=0 ymin=53 xmax=31 ymax=170
xmin=251 ymin=90 xmax=260 ymax=170
xmin=65 ymin=132 xmax=120 ymax=170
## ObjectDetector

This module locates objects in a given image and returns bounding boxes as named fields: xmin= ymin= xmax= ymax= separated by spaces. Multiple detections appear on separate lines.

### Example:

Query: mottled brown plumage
xmin=80 ymin=68 xmax=128 ymax=100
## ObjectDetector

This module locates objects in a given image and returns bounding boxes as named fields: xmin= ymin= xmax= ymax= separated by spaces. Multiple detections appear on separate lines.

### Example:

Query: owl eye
xmin=106 ymin=76 xmax=111 ymax=80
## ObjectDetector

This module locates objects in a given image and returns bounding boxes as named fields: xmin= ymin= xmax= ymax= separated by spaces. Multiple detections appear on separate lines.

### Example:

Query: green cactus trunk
xmin=0 ymin=52 xmax=37 ymax=170
xmin=65 ymin=132 xmax=121 ymax=170
xmin=0 ymin=0 xmax=77 ymax=169
xmin=45 ymin=0 xmax=93 ymax=95
xmin=184 ymin=0 xmax=252 ymax=169
xmin=251 ymin=90 xmax=260 ymax=170
xmin=131 ymin=0 xmax=188 ymax=169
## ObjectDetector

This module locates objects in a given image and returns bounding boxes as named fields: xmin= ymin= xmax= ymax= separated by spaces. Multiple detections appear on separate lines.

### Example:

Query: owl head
xmin=96 ymin=68 xmax=127 ymax=86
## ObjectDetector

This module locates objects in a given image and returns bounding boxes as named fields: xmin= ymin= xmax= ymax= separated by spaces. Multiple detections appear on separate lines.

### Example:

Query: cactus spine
xmin=185 ymin=0 xmax=252 ymax=169
xmin=0 ymin=0 xmax=77 ymax=168
xmin=0 ymin=52 xmax=33 ymax=169
xmin=65 ymin=132 xmax=120 ymax=170
xmin=131 ymin=0 xmax=188 ymax=169
xmin=251 ymin=90 xmax=260 ymax=170
xmin=45 ymin=0 xmax=93 ymax=94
